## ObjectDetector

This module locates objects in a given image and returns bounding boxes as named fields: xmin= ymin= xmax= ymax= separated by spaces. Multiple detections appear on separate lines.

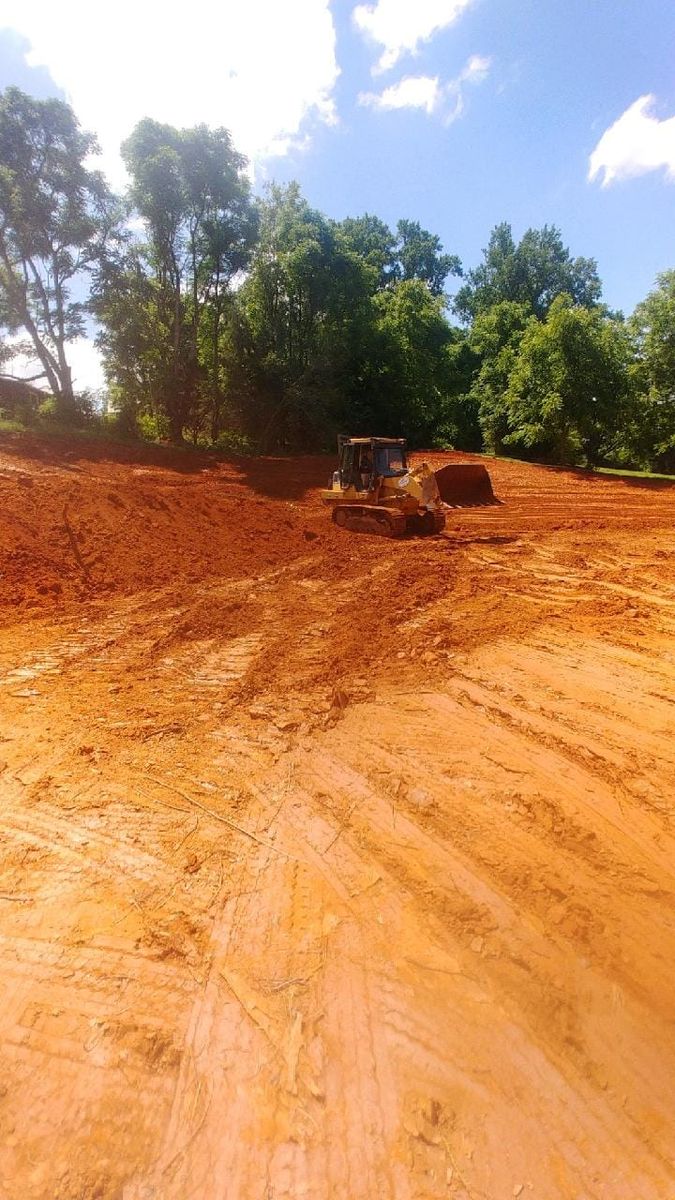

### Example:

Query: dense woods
xmin=1 ymin=87 xmax=674 ymax=471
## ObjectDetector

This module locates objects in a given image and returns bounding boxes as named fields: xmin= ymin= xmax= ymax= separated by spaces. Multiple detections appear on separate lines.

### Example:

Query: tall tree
xmin=395 ymin=219 xmax=462 ymax=296
xmin=467 ymin=300 xmax=534 ymax=452
xmin=110 ymin=118 xmax=257 ymax=442
xmin=628 ymin=270 xmax=675 ymax=470
xmin=240 ymin=183 xmax=376 ymax=447
xmin=337 ymin=215 xmax=462 ymax=297
xmin=373 ymin=279 xmax=457 ymax=443
xmin=502 ymin=295 xmax=633 ymax=464
xmin=337 ymin=214 xmax=398 ymax=292
xmin=454 ymin=222 xmax=601 ymax=322
xmin=0 ymin=86 xmax=117 ymax=410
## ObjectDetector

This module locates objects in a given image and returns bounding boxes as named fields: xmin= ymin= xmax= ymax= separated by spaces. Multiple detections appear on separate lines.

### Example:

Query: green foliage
xmin=373 ymin=279 xmax=457 ymax=443
xmin=395 ymin=220 xmax=462 ymax=296
xmin=209 ymin=429 xmax=255 ymax=455
xmin=0 ymin=415 xmax=25 ymax=433
xmin=337 ymin=214 xmax=397 ymax=292
xmin=95 ymin=118 xmax=257 ymax=443
xmin=235 ymin=186 xmax=466 ymax=449
xmin=336 ymin=214 xmax=461 ymax=297
xmin=5 ymin=88 xmax=675 ymax=470
xmin=467 ymin=301 xmax=533 ymax=453
xmin=37 ymin=389 xmax=95 ymax=426
xmin=454 ymin=222 xmax=601 ymax=323
xmin=500 ymin=296 xmax=634 ymax=464
xmin=628 ymin=270 xmax=675 ymax=471
xmin=238 ymin=183 xmax=379 ymax=448
xmin=0 ymin=86 xmax=118 ymax=403
xmin=37 ymin=396 xmax=60 ymax=420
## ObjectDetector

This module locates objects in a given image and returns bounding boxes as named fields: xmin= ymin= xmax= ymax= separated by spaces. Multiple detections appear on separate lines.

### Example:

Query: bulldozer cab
xmin=337 ymin=437 xmax=408 ymax=490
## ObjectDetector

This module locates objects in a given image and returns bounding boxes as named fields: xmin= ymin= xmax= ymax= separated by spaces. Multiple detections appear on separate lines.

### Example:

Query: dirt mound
xmin=0 ymin=436 xmax=332 ymax=615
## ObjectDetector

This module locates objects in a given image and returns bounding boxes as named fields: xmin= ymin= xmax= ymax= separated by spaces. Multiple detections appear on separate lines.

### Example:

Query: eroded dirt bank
xmin=0 ymin=435 xmax=674 ymax=1199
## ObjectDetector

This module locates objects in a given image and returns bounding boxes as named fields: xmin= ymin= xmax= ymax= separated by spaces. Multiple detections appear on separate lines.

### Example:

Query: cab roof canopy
xmin=339 ymin=436 xmax=407 ymax=447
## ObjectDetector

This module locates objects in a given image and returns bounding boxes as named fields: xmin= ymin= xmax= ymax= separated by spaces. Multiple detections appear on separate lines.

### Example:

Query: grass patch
xmin=0 ymin=417 xmax=28 ymax=434
xmin=593 ymin=466 xmax=675 ymax=482
xmin=0 ymin=414 xmax=136 ymax=443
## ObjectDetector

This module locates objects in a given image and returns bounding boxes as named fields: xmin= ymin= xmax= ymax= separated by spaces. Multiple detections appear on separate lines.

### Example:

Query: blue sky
xmin=1 ymin=0 xmax=675 ymax=388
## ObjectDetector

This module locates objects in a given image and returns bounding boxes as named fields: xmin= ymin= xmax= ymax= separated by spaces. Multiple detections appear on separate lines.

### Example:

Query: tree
xmin=93 ymin=247 xmax=169 ymax=435
xmin=337 ymin=214 xmax=397 ymax=292
xmin=629 ymin=270 xmax=675 ymax=470
xmin=239 ymin=183 xmax=377 ymax=448
xmin=501 ymin=295 xmax=633 ymax=464
xmin=631 ymin=269 xmax=675 ymax=393
xmin=395 ymin=219 xmax=462 ymax=296
xmin=107 ymin=118 xmax=257 ymax=442
xmin=336 ymin=215 xmax=461 ymax=296
xmin=454 ymin=222 xmax=601 ymax=323
xmin=624 ymin=272 xmax=672 ymax=472
xmin=0 ymin=86 xmax=117 ymax=411
xmin=373 ymin=279 xmax=457 ymax=443
xmin=467 ymin=300 xmax=533 ymax=452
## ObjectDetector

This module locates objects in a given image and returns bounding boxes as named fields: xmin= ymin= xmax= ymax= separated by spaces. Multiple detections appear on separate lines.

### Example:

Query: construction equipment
xmin=321 ymin=436 xmax=495 ymax=537
xmin=434 ymin=461 xmax=496 ymax=506
xmin=320 ymin=436 xmax=442 ymax=537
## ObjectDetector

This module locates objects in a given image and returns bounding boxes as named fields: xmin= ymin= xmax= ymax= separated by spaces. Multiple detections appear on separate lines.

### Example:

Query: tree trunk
xmin=168 ymin=407 xmax=185 ymax=446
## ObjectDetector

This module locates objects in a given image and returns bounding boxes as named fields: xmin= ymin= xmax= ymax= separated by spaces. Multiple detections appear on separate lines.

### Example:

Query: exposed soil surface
xmin=1 ymin=434 xmax=674 ymax=1199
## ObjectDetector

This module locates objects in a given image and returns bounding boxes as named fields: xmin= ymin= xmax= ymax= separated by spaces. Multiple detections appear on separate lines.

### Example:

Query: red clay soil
xmin=1 ymin=432 xmax=674 ymax=1200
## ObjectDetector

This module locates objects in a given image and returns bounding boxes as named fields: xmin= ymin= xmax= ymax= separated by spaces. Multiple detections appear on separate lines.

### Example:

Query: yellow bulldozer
xmin=321 ymin=436 xmax=495 ymax=537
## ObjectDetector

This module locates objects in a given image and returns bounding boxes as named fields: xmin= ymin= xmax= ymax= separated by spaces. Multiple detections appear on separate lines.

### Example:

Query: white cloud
xmin=353 ymin=0 xmax=475 ymax=74
xmin=360 ymin=75 xmax=442 ymax=114
xmin=2 ymin=0 xmax=340 ymax=187
xmin=589 ymin=95 xmax=675 ymax=187
xmin=359 ymin=55 xmax=490 ymax=123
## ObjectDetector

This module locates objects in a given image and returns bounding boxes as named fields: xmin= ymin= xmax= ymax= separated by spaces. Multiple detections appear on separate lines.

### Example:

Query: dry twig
xmin=140 ymin=774 xmax=297 ymax=860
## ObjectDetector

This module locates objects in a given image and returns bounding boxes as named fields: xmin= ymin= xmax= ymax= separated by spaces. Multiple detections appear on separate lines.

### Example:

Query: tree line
xmin=1 ymin=86 xmax=674 ymax=471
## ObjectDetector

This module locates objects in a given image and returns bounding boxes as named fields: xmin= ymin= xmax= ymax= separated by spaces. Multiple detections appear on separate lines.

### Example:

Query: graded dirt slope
xmin=0 ymin=435 xmax=674 ymax=1200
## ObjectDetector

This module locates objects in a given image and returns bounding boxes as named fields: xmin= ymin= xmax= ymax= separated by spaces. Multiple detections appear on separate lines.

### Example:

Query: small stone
xmin=330 ymin=688 xmax=350 ymax=711
xmin=513 ymin=1186 xmax=524 ymax=1197
xmin=275 ymin=717 xmax=299 ymax=732
xmin=470 ymin=935 xmax=484 ymax=954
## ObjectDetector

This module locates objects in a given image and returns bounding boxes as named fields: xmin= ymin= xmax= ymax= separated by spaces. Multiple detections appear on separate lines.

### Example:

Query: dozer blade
xmin=434 ymin=463 xmax=496 ymax=507
xmin=332 ymin=504 xmax=406 ymax=537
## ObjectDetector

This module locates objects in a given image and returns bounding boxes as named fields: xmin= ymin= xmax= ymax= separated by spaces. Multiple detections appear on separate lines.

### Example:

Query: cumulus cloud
xmin=359 ymin=55 xmax=490 ymax=123
xmin=1 ymin=0 xmax=340 ymax=186
xmin=589 ymin=95 xmax=675 ymax=187
xmin=353 ymin=0 xmax=475 ymax=74
xmin=360 ymin=75 xmax=442 ymax=114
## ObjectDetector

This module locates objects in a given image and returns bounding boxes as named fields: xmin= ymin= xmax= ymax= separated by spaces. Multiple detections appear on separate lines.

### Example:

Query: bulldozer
xmin=321 ymin=436 xmax=495 ymax=538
